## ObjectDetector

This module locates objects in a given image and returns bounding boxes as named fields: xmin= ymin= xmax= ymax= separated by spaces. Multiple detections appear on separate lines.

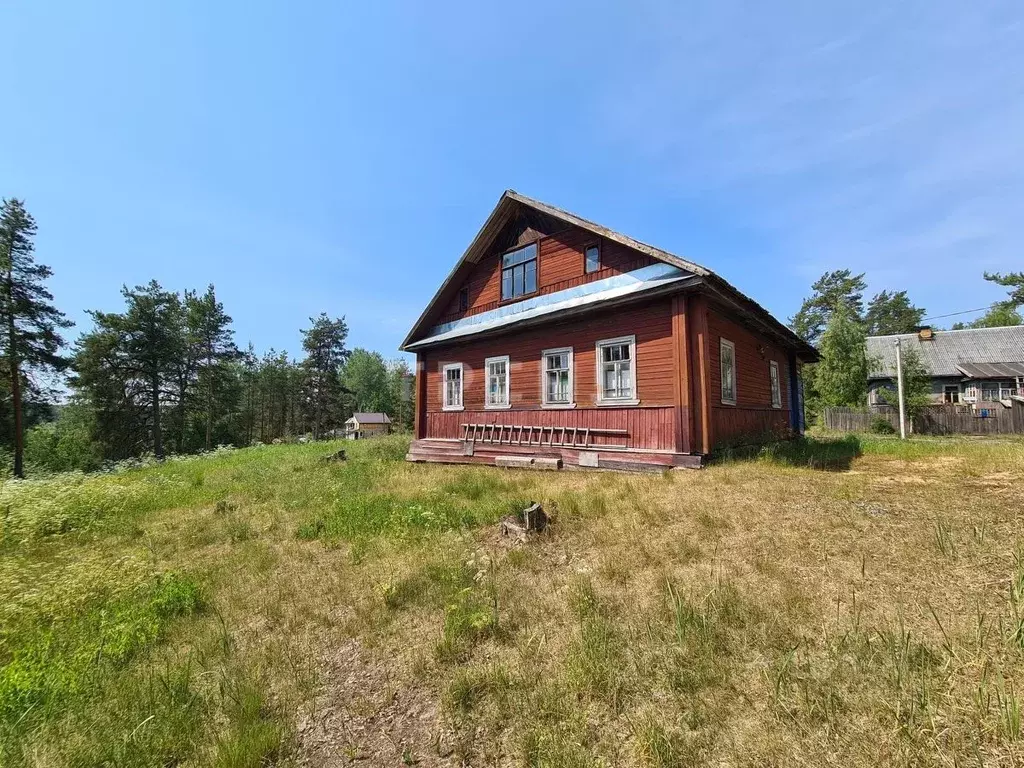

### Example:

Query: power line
xmin=920 ymin=305 xmax=995 ymax=323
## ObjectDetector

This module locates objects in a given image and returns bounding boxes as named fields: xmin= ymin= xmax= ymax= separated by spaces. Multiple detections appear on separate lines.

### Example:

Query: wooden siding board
xmin=706 ymin=305 xmax=792 ymax=445
xmin=437 ymin=223 xmax=659 ymax=324
xmin=422 ymin=299 xmax=676 ymax=450
xmin=689 ymin=295 xmax=713 ymax=454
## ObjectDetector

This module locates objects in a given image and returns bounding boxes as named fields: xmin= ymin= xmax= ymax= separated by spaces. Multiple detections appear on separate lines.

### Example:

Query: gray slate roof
xmin=867 ymin=326 xmax=1024 ymax=379
xmin=349 ymin=412 xmax=392 ymax=424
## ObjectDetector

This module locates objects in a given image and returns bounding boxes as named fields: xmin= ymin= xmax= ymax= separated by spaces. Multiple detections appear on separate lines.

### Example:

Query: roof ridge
xmin=868 ymin=325 xmax=1024 ymax=339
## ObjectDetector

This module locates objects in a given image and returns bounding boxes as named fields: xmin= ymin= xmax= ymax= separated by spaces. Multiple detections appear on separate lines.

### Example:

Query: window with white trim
xmin=485 ymin=355 xmax=510 ymax=409
xmin=584 ymin=244 xmax=600 ymax=274
xmin=442 ymin=363 xmax=463 ymax=411
xmin=769 ymin=360 xmax=782 ymax=409
xmin=542 ymin=347 xmax=574 ymax=406
xmin=596 ymin=335 xmax=638 ymax=404
xmin=720 ymin=339 xmax=736 ymax=405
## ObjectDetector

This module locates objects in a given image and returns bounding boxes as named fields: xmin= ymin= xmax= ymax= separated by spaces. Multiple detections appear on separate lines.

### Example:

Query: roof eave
xmin=404 ymin=277 xmax=702 ymax=352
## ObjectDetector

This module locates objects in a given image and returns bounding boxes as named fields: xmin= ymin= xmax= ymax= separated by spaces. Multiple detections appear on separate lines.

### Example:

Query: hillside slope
xmin=2 ymin=435 xmax=1023 ymax=766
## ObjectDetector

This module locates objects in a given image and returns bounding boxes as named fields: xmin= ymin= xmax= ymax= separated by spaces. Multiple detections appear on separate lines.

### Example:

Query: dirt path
xmin=295 ymin=639 xmax=458 ymax=767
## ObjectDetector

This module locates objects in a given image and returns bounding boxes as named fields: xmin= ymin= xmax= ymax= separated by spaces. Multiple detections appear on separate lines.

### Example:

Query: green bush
xmin=870 ymin=416 xmax=897 ymax=435
xmin=23 ymin=404 xmax=104 ymax=474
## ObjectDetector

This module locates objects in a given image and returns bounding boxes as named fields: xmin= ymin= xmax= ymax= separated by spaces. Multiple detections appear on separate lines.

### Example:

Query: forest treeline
xmin=3 ymin=196 xmax=1023 ymax=475
xmin=0 ymin=198 xmax=412 ymax=476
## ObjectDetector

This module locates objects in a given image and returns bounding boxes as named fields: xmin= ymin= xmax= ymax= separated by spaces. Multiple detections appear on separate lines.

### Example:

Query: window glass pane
xmin=524 ymin=260 xmax=537 ymax=293
xmin=604 ymin=366 xmax=616 ymax=396
xmin=501 ymin=245 xmax=538 ymax=298
xmin=585 ymin=245 xmax=600 ymax=273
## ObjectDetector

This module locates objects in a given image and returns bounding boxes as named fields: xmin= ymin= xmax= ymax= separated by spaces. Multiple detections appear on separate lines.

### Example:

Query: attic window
xmin=501 ymin=243 xmax=538 ymax=300
xmin=458 ymin=287 xmax=469 ymax=312
xmin=585 ymin=244 xmax=600 ymax=274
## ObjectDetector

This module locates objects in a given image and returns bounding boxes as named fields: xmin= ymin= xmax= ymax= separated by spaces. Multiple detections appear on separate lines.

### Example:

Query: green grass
xmin=1 ymin=433 xmax=1023 ymax=766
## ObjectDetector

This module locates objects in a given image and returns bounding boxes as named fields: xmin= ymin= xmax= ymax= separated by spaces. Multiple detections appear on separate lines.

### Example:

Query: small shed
xmin=344 ymin=412 xmax=393 ymax=439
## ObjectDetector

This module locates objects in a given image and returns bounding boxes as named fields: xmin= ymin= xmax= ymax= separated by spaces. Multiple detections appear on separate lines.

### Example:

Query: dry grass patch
xmin=2 ymin=434 xmax=1024 ymax=766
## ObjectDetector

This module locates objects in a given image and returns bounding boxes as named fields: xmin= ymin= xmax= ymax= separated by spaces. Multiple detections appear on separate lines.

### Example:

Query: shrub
xmin=871 ymin=416 xmax=897 ymax=435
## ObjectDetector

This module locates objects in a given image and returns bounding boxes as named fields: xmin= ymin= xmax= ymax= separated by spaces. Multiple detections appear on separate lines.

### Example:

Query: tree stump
xmin=500 ymin=502 xmax=548 ymax=540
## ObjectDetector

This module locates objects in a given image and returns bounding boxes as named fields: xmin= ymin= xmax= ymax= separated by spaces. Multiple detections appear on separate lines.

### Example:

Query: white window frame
xmin=720 ymin=338 xmax=737 ymax=406
xmin=595 ymin=335 xmax=639 ymax=406
xmin=484 ymin=355 xmax=511 ymax=410
xmin=541 ymin=346 xmax=575 ymax=408
xmin=769 ymin=360 xmax=782 ymax=409
xmin=441 ymin=362 xmax=464 ymax=412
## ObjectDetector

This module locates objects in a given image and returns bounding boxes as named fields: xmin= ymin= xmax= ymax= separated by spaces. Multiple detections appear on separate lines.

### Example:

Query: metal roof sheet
xmin=867 ymin=326 xmax=1024 ymax=379
xmin=956 ymin=362 xmax=1024 ymax=379
xmin=405 ymin=263 xmax=695 ymax=350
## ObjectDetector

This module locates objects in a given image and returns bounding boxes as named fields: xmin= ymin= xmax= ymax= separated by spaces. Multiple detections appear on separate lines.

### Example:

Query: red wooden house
xmin=401 ymin=191 xmax=817 ymax=471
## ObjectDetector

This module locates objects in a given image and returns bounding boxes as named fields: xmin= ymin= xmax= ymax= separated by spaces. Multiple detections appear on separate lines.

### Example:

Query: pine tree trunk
xmin=205 ymin=344 xmax=213 ymax=451
xmin=9 ymin=346 xmax=22 ymax=479
xmin=5 ymin=265 xmax=23 ymax=478
xmin=152 ymin=377 xmax=164 ymax=460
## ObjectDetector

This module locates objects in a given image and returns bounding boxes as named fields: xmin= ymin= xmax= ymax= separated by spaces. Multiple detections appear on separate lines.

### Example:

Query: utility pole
xmin=895 ymin=338 xmax=907 ymax=439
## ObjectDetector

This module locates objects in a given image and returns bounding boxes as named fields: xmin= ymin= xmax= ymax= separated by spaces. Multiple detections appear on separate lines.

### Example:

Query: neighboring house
xmin=867 ymin=326 xmax=1024 ymax=407
xmin=399 ymin=190 xmax=818 ymax=471
xmin=344 ymin=412 xmax=392 ymax=439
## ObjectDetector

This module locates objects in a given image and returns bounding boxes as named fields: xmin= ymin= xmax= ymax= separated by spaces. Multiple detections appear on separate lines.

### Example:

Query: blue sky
xmin=2 ymin=1 xmax=1022 ymax=360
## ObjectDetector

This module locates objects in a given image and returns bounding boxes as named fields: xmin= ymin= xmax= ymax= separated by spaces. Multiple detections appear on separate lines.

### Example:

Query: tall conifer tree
xmin=0 ymin=199 xmax=71 ymax=476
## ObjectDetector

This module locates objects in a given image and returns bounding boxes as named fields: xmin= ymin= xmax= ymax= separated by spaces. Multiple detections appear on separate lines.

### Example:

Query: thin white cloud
xmin=593 ymin=0 xmax=1024 ymax=312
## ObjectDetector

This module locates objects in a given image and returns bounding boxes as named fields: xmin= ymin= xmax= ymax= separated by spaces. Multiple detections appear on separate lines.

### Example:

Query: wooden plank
xmin=689 ymin=295 xmax=713 ymax=454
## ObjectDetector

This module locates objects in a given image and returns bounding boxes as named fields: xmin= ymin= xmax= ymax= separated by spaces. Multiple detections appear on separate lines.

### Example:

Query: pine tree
xmin=77 ymin=282 xmax=183 ymax=460
xmin=864 ymin=290 xmax=926 ymax=336
xmin=790 ymin=269 xmax=867 ymax=345
xmin=188 ymin=286 xmax=238 ymax=449
xmin=300 ymin=314 xmax=350 ymax=439
xmin=0 ymin=199 xmax=72 ymax=477
xmin=984 ymin=271 xmax=1024 ymax=310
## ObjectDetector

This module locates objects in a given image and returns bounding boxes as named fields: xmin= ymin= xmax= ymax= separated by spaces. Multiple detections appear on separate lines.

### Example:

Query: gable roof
xmin=867 ymin=326 xmax=1024 ymax=379
xmin=348 ymin=412 xmax=392 ymax=424
xmin=400 ymin=190 xmax=816 ymax=360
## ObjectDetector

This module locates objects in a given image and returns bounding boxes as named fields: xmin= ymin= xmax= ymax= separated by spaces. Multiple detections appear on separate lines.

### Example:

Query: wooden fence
xmin=823 ymin=402 xmax=1024 ymax=436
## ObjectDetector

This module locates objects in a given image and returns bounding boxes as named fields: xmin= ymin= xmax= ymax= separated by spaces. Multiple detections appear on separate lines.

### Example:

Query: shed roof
xmin=956 ymin=361 xmax=1024 ymax=379
xmin=400 ymin=190 xmax=816 ymax=360
xmin=348 ymin=413 xmax=392 ymax=424
xmin=867 ymin=326 xmax=1024 ymax=379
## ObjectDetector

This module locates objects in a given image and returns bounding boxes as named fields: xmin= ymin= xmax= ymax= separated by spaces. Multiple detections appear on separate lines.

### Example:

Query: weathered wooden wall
xmin=425 ymin=407 xmax=680 ymax=452
xmin=705 ymin=307 xmax=793 ymax=445
xmin=422 ymin=299 xmax=676 ymax=450
xmin=437 ymin=224 xmax=657 ymax=323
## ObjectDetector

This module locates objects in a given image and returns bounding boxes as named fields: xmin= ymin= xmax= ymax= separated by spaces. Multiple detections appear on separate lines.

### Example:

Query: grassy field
xmin=1 ymin=434 xmax=1023 ymax=766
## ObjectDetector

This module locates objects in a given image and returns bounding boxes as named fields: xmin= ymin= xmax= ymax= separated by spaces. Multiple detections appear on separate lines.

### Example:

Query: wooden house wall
xmin=437 ymin=226 xmax=657 ymax=323
xmin=706 ymin=307 xmax=792 ymax=444
xmin=422 ymin=299 xmax=677 ymax=451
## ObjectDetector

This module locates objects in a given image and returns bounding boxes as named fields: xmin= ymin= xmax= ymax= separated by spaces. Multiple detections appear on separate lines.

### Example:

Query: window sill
xmin=499 ymin=290 xmax=539 ymax=305
xmin=720 ymin=399 xmax=737 ymax=407
xmin=596 ymin=398 xmax=640 ymax=407
xmin=542 ymin=402 xmax=577 ymax=410
xmin=442 ymin=405 xmax=465 ymax=412
xmin=484 ymin=403 xmax=512 ymax=410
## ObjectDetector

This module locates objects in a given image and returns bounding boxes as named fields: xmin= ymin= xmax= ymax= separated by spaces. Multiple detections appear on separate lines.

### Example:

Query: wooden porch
xmin=406 ymin=437 xmax=703 ymax=472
